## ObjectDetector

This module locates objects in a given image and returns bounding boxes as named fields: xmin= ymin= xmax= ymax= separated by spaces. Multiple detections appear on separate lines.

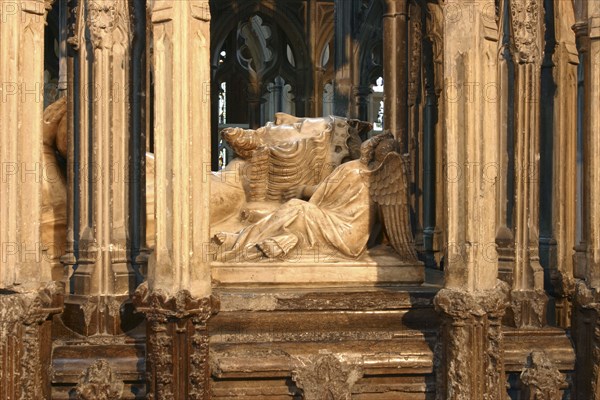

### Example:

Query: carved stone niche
xmin=291 ymin=352 xmax=364 ymax=400
xmin=133 ymin=283 xmax=220 ymax=400
xmin=519 ymin=351 xmax=566 ymax=400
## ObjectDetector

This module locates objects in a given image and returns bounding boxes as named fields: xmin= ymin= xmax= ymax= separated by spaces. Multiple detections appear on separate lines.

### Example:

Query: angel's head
xmin=360 ymin=131 xmax=398 ymax=167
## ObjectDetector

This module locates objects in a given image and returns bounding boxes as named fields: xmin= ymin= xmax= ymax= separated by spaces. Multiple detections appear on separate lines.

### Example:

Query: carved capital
xmin=434 ymin=281 xmax=510 ymax=320
xmin=434 ymin=282 xmax=509 ymax=400
xmin=134 ymin=283 xmax=218 ymax=400
xmin=75 ymin=359 xmax=124 ymax=400
xmin=520 ymin=352 xmax=566 ymax=400
xmin=87 ymin=0 xmax=130 ymax=49
xmin=291 ymin=352 xmax=364 ymax=400
xmin=133 ymin=282 xmax=219 ymax=321
xmin=509 ymin=0 xmax=544 ymax=64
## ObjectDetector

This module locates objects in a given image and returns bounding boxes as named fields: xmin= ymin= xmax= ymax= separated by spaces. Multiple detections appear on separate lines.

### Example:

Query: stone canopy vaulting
xmin=2 ymin=0 xmax=600 ymax=398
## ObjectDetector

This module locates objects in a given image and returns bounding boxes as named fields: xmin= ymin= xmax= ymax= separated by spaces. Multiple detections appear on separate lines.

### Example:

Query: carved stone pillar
xmin=436 ymin=1 xmax=507 ymax=397
xmin=383 ymin=0 xmax=409 ymax=150
xmin=333 ymin=0 xmax=358 ymax=117
xmin=441 ymin=0 xmax=499 ymax=292
xmin=0 ymin=0 xmax=53 ymax=288
xmin=575 ymin=2 xmax=600 ymax=288
xmin=425 ymin=2 xmax=445 ymax=268
xmin=505 ymin=0 xmax=547 ymax=328
xmin=408 ymin=1 xmax=423 ymax=255
xmin=434 ymin=284 xmax=509 ymax=400
xmin=62 ymin=0 xmax=145 ymax=337
xmin=0 ymin=0 xmax=63 ymax=397
xmin=546 ymin=0 xmax=579 ymax=328
xmin=137 ymin=1 xmax=217 ymax=398
xmin=572 ymin=2 xmax=600 ymax=396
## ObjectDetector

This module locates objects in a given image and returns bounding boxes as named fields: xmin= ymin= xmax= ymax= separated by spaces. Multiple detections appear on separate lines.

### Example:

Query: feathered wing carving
xmin=368 ymin=152 xmax=418 ymax=261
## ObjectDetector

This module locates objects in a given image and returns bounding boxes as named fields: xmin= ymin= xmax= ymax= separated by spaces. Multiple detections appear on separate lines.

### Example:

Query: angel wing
xmin=368 ymin=152 xmax=418 ymax=261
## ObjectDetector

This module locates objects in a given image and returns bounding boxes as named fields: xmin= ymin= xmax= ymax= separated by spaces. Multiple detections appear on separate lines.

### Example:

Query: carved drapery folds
xmin=434 ymin=284 xmax=509 ymax=400
xmin=134 ymin=283 xmax=219 ymax=400
xmin=291 ymin=352 xmax=364 ymax=400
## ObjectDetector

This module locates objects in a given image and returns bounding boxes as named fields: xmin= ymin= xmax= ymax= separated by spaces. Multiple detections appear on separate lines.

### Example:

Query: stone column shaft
xmin=442 ymin=0 xmax=499 ymax=292
xmin=504 ymin=0 xmax=547 ymax=328
xmin=572 ymin=1 xmax=600 ymax=397
xmin=435 ymin=2 xmax=508 ymax=398
xmin=548 ymin=0 xmax=578 ymax=327
xmin=136 ymin=1 xmax=216 ymax=398
xmin=383 ymin=0 xmax=408 ymax=150
xmin=0 ymin=0 xmax=52 ymax=287
xmin=62 ymin=0 xmax=145 ymax=337
xmin=0 ymin=4 xmax=62 ymax=397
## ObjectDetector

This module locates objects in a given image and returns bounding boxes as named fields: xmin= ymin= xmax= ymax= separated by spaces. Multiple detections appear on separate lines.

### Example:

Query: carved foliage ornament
xmin=509 ymin=0 xmax=543 ymax=63
xmin=133 ymin=283 xmax=219 ymax=400
xmin=292 ymin=352 xmax=364 ymax=400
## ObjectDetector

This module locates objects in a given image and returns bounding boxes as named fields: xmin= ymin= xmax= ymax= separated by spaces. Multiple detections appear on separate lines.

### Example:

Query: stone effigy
xmin=41 ymin=101 xmax=422 ymax=285
xmin=213 ymin=132 xmax=417 ymax=263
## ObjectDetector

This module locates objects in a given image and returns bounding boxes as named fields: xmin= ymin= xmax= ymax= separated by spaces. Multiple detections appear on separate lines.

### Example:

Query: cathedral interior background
xmin=1 ymin=0 xmax=599 ymax=398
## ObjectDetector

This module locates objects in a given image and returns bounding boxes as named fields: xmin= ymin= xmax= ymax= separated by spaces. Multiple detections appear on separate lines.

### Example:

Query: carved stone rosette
xmin=0 ymin=283 xmax=63 ymax=399
xmin=520 ymin=352 xmax=566 ymax=400
xmin=134 ymin=283 xmax=219 ymax=400
xmin=291 ymin=352 xmax=364 ymax=400
xmin=434 ymin=283 xmax=509 ymax=400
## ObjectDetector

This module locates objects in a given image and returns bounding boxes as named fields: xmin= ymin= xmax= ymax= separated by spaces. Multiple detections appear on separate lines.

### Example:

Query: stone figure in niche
xmin=213 ymin=131 xmax=418 ymax=263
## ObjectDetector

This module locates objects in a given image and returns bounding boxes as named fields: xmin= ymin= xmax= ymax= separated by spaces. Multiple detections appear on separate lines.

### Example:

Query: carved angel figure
xmin=213 ymin=132 xmax=417 ymax=262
